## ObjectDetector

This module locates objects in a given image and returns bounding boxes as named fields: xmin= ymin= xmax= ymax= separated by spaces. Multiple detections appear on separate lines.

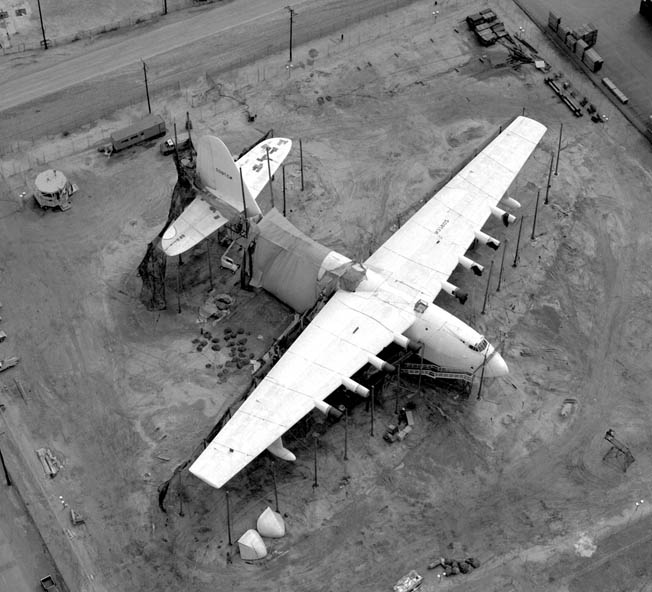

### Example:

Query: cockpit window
xmin=469 ymin=338 xmax=488 ymax=352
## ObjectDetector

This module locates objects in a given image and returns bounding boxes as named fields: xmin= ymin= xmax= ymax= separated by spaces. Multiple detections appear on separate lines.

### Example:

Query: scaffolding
xmin=603 ymin=429 xmax=635 ymax=472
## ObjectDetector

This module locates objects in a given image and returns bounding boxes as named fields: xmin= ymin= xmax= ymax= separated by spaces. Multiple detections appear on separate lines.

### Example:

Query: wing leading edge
xmin=190 ymin=286 xmax=415 ymax=489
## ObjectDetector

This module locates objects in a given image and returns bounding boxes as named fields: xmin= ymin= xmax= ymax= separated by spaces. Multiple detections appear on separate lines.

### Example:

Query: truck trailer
xmin=99 ymin=114 xmax=166 ymax=155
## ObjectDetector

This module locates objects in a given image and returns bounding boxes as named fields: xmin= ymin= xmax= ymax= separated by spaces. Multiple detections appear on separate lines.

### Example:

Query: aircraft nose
xmin=485 ymin=351 xmax=509 ymax=377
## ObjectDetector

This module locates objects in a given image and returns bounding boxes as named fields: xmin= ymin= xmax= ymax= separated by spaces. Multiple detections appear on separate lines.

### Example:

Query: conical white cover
xmin=257 ymin=506 xmax=286 ymax=538
xmin=237 ymin=529 xmax=267 ymax=560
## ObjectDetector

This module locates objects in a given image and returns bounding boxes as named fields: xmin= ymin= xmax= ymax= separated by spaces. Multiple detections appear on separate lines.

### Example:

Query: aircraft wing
xmin=160 ymin=192 xmax=233 ymax=257
xmin=189 ymin=286 xmax=415 ymax=489
xmin=236 ymin=137 xmax=292 ymax=200
xmin=365 ymin=116 xmax=547 ymax=301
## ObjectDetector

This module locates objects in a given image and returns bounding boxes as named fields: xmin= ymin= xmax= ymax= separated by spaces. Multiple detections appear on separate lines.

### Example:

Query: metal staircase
xmin=401 ymin=362 xmax=474 ymax=384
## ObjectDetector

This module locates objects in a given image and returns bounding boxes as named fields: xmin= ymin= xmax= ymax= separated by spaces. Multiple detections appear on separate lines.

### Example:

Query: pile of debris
xmin=197 ymin=290 xmax=234 ymax=323
xmin=544 ymin=72 xmax=608 ymax=122
xmin=428 ymin=556 xmax=481 ymax=577
xmin=383 ymin=406 xmax=416 ymax=444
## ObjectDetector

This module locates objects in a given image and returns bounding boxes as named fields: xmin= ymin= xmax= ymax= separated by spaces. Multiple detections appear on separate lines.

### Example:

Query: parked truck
xmin=99 ymin=114 xmax=166 ymax=155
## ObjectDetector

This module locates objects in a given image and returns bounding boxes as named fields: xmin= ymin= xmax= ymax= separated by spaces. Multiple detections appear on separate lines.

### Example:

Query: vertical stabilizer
xmin=196 ymin=136 xmax=261 ymax=216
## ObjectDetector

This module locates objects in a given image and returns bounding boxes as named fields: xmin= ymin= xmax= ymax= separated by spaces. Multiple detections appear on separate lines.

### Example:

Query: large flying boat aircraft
xmin=189 ymin=116 xmax=547 ymax=489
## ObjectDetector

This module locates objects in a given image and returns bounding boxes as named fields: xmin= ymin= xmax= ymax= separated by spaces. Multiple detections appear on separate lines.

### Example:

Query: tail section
xmin=196 ymin=135 xmax=261 ymax=216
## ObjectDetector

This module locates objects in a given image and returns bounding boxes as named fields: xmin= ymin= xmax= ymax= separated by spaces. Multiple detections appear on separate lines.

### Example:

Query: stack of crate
xmin=465 ymin=8 xmax=503 ymax=46
xmin=575 ymin=38 xmax=589 ymax=60
xmin=565 ymin=30 xmax=578 ymax=52
xmin=575 ymin=23 xmax=598 ymax=47
xmin=548 ymin=11 xmax=561 ymax=32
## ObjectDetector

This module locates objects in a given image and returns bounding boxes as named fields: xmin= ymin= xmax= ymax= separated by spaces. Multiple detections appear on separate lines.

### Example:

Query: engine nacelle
xmin=342 ymin=376 xmax=369 ymax=397
xmin=490 ymin=205 xmax=516 ymax=227
xmin=440 ymin=280 xmax=468 ymax=305
xmin=503 ymin=196 xmax=521 ymax=208
xmin=314 ymin=399 xmax=343 ymax=419
xmin=267 ymin=437 xmax=296 ymax=462
xmin=474 ymin=229 xmax=500 ymax=250
xmin=393 ymin=334 xmax=422 ymax=352
xmin=458 ymin=254 xmax=483 ymax=276
xmin=368 ymin=353 xmax=396 ymax=373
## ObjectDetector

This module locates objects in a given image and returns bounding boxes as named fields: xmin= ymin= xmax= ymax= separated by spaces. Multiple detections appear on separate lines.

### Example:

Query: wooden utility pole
xmin=270 ymin=460 xmax=279 ymax=512
xmin=36 ymin=0 xmax=48 ymax=49
xmin=142 ymin=60 xmax=152 ymax=114
xmin=512 ymin=217 xmax=524 ymax=267
xmin=0 ymin=446 xmax=11 ymax=486
xmin=266 ymin=146 xmax=274 ymax=209
xmin=342 ymin=406 xmax=348 ymax=460
xmin=286 ymin=6 xmax=296 ymax=62
xmin=225 ymin=489 xmax=232 ymax=545
xmin=530 ymin=189 xmax=541 ymax=240
xmin=496 ymin=239 xmax=507 ymax=292
xmin=481 ymin=260 xmax=494 ymax=314
xmin=312 ymin=433 xmax=319 ymax=488
xmin=176 ymin=257 xmax=182 ymax=313
xmin=370 ymin=386 xmax=375 ymax=437
xmin=544 ymin=152 xmax=554 ymax=204
xmin=476 ymin=350 xmax=487 ymax=400
xmin=554 ymin=122 xmax=563 ymax=176
xmin=206 ymin=240 xmax=214 ymax=289
xmin=299 ymin=139 xmax=304 ymax=191
xmin=282 ymin=165 xmax=287 ymax=216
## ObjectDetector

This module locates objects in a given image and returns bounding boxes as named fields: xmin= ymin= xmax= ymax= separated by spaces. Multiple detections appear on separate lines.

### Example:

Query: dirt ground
xmin=3 ymin=0 xmax=192 ymax=48
xmin=2 ymin=1 xmax=652 ymax=592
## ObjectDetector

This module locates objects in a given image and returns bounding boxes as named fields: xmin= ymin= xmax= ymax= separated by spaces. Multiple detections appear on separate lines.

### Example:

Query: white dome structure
xmin=33 ymin=169 xmax=77 ymax=211
xmin=237 ymin=529 xmax=267 ymax=561
xmin=256 ymin=507 xmax=286 ymax=538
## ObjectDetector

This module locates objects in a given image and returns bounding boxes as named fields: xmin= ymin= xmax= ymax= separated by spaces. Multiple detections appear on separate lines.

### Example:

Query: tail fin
xmin=196 ymin=136 xmax=261 ymax=216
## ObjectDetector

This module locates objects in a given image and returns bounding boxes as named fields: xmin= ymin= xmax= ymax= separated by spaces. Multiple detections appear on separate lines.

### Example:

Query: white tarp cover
xmin=257 ymin=507 xmax=286 ymax=538
xmin=238 ymin=529 xmax=267 ymax=560
xmin=249 ymin=209 xmax=364 ymax=312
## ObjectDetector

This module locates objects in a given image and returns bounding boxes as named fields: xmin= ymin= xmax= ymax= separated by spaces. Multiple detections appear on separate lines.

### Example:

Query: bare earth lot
xmin=2 ymin=1 xmax=652 ymax=592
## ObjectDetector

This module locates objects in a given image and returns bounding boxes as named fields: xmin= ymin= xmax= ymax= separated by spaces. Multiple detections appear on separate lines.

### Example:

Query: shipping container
xmin=476 ymin=29 xmax=497 ymax=46
xmin=583 ymin=48 xmax=603 ymax=72
xmin=557 ymin=23 xmax=568 ymax=41
xmin=575 ymin=38 xmax=588 ymax=59
xmin=466 ymin=13 xmax=484 ymax=29
xmin=601 ymin=77 xmax=616 ymax=91
xmin=548 ymin=11 xmax=561 ymax=31
xmin=565 ymin=33 xmax=577 ymax=51
xmin=479 ymin=8 xmax=497 ymax=22
xmin=614 ymin=89 xmax=629 ymax=104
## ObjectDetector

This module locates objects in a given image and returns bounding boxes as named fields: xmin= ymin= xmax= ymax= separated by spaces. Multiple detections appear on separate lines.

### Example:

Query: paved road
xmin=0 ymin=0 xmax=308 ymax=113
xmin=516 ymin=0 xmax=652 ymax=121
xmin=0 ymin=0 xmax=412 ymax=144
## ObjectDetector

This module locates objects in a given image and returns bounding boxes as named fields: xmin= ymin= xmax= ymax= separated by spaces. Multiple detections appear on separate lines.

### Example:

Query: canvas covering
xmin=249 ymin=209 xmax=364 ymax=312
